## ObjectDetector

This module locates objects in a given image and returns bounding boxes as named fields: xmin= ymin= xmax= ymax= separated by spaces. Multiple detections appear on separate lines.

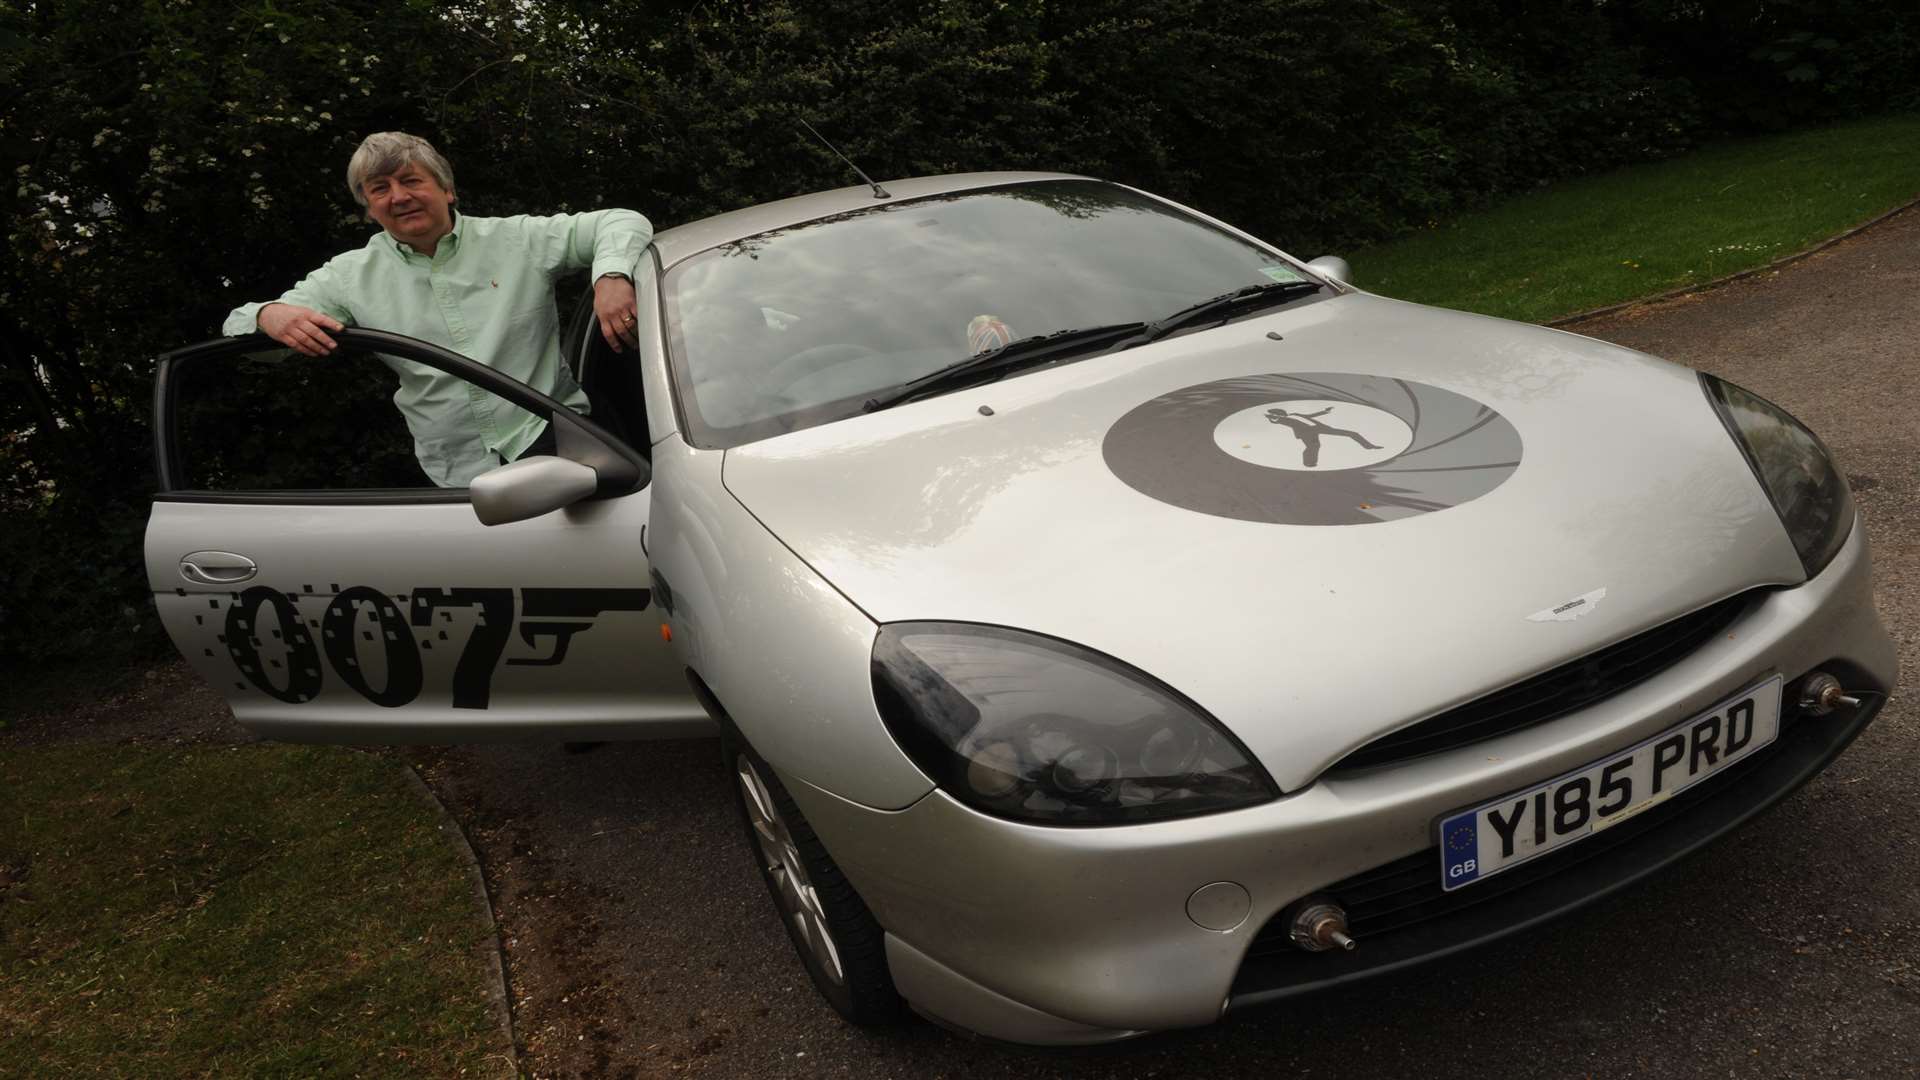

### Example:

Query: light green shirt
xmin=224 ymin=209 xmax=653 ymax=487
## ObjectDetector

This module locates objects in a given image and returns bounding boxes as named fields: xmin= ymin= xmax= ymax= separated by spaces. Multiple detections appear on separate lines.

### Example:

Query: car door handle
xmin=180 ymin=551 xmax=258 ymax=586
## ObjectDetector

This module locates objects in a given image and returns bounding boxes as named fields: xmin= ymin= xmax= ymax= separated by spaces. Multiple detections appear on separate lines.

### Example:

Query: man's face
xmin=363 ymin=162 xmax=455 ymax=250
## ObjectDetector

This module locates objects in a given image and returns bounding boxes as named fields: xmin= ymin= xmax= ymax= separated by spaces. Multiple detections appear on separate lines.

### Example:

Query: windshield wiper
xmin=1108 ymin=280 xmax=1323 ymax=351
xmin=861 ymin=322 xmax=1146 ymax=412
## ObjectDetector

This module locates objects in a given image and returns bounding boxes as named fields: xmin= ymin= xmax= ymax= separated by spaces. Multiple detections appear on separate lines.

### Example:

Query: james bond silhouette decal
xmin=1102 ymin=372 xmax=1523 ymax=525
xmin=1263 ymin=406 xmax=1382 ymax=467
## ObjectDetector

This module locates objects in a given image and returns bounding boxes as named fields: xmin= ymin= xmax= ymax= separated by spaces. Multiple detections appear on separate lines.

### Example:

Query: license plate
xmin=1437 ymin=675 xmax=1782 ymax=891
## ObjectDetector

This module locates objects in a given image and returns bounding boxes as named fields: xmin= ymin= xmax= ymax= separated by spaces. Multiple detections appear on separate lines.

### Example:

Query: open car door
xmin=144 ymin=328 xmax=705 ymax=743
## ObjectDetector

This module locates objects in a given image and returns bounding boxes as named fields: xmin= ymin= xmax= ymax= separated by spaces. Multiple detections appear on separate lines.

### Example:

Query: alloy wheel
xmin=736 ymin=754 xmax=845 ymax=985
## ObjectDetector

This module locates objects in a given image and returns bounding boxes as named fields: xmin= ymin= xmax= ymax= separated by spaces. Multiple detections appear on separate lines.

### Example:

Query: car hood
xmin=721 ymin=293 xmax=1807 ymax=789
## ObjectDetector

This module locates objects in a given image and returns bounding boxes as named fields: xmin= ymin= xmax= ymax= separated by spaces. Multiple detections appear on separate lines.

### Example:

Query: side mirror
xmin=470 ymin=456 xmax=600 ymax=526
xmin=1305 ymin=256 xmax=1352 ymax=285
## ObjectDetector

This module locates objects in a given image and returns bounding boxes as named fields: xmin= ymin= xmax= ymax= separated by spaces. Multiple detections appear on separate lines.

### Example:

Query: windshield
xmin=662 ymin=179 xmax=1327 ymax=447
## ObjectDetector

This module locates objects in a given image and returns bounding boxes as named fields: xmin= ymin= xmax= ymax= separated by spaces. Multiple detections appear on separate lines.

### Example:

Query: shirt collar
xmin=383 ymin=210 xmax=463 ymax=262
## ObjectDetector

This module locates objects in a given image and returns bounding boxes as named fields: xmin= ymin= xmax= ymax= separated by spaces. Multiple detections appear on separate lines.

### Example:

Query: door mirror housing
xmin=471 ymin=456 xmax=601 ymax=526
xmin=1305 ymin=255 xmax=1352 ymax=285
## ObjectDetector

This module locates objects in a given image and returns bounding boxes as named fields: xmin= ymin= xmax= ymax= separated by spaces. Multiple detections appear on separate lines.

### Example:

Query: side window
xmin=565 ymin=284 xmax=650 ymax=453
xmin=173 ymin=345 xmax=430 ymax=491
xmin=159 ymin=330 xmax=649 ymax=503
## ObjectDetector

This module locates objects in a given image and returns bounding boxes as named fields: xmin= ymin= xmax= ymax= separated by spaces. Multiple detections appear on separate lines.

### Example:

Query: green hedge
xmin=4 ymin=0 xmax=1917 ymax=666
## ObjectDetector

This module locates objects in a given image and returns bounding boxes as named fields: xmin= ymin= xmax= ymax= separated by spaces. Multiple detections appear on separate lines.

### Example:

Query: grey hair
xmin=345 ymin=132 xmax=456 ymax=207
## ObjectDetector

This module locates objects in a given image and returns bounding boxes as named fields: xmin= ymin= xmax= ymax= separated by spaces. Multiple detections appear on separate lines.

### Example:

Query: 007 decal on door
xmin=185 ymin=584 xmax=652 ymax=709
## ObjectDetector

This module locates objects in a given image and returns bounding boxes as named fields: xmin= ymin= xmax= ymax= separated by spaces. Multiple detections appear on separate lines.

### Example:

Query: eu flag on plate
xmin=1442 ymin=814 xmax=1479 ymax=887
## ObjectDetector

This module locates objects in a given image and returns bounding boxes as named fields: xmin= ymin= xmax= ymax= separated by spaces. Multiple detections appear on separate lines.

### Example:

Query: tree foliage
xmin=2 ymin=0 xmax=1915 ymax=666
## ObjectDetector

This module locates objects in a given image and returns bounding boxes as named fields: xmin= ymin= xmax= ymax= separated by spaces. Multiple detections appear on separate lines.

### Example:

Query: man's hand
xmin=593 ymin=273 xmax=640 ymax=353
xmin=257 ymin=303 xmax=344 ymax=356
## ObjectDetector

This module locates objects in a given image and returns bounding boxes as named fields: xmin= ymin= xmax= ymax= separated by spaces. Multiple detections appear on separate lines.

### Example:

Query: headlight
xmin=871 ymin=623 xmax=1278 ymax=825
xmin=1702 ymin=374 xmax=1853 ymax=577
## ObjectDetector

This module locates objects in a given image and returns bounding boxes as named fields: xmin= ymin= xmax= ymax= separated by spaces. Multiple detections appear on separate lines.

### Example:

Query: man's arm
xmin=524 ymin=209 xmax=654 ymax=353
xmin=224 ymin=262 xmax=354 ymax=357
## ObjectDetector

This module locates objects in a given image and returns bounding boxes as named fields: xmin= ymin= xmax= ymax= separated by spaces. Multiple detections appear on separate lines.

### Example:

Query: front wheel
xmin=728 ymin=737 xmax=902 ymax=1025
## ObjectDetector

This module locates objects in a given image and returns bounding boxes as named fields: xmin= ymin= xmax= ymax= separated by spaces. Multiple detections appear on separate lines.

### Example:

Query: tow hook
xmin=1287 ymin=895 xmax=1357 ymax=952
xmin=1797 ymin=671 xmax=1862 ymax=716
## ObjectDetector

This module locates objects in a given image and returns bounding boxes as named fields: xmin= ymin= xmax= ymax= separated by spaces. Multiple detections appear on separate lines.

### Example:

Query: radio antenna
xmin=797 ymin=118 xmax=891 ymax=200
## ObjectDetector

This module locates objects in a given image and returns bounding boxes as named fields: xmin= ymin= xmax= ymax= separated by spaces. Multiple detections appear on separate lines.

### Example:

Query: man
xmin=224 ymin=131 xmax=652 ymax=486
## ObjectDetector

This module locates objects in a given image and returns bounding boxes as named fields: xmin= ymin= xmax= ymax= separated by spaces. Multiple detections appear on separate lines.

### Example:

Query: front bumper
xmin=780 ymin=523 xmax=1896 ymax=1044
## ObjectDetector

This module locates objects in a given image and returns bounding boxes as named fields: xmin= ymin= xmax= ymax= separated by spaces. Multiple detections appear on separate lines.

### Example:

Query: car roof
xmin=650 ymin=171 xmax=1090 ymax=268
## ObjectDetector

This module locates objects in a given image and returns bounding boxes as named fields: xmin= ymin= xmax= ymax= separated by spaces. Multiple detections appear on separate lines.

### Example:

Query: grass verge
xmin=0 ymin=743 xmax=511 ymax=1079
xmin=1349 ymin=111 xmax=1920 ymax=323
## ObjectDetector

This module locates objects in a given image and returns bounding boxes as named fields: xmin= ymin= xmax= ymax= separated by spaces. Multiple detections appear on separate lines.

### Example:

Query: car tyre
xmin=725 ymin=733 xmax=902 ymax=1025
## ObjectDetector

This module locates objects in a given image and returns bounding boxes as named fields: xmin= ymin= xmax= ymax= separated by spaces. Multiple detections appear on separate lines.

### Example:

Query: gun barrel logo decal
xmin=1102 ymin=372 xmax=1522 ymax=525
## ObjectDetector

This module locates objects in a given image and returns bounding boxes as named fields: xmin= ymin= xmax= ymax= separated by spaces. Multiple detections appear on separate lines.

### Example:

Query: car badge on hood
xmin=1527 ymin=587 xmax=1609 ymax=623
xmin=1102 ymin=372 xmax=1522 ymax=525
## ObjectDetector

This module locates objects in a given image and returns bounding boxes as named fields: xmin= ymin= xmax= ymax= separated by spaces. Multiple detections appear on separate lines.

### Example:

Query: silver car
xmin=146 ymin=172 xmax=1895 ymax=1045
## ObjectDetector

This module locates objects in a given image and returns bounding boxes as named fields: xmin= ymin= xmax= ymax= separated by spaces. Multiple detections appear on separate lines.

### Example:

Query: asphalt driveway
xmin=415 ymin=206 xmax=1920 ymax=1079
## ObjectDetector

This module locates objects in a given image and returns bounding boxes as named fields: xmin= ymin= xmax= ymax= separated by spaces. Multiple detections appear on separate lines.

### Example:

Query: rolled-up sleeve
xmin=222 ymin=260 xmax=356 ymax=337
xmin=522 ymin=209 xmax=653 ymax=283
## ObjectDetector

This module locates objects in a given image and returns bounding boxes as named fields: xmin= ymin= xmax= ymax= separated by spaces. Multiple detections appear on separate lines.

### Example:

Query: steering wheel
xmin=760 ymin=342 xmax=883 ymax=393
